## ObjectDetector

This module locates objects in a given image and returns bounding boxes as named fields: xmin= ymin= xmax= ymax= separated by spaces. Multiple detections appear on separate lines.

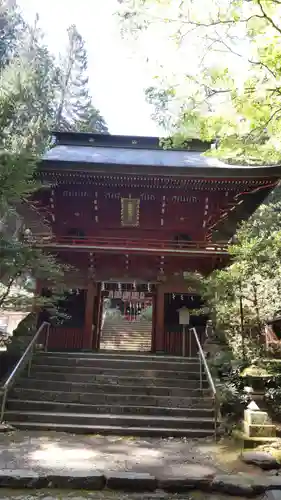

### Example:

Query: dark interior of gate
xmin=33 ymin=132 xmax=280 ymax=355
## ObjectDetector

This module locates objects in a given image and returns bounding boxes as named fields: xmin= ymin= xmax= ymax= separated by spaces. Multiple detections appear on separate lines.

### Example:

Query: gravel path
xmin=0 ymin=431 xmax=225 ymax=477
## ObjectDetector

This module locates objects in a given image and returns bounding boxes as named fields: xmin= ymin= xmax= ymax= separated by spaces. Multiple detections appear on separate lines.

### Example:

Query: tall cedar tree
xmin=55 ymin=24 xmax=108 ymax=133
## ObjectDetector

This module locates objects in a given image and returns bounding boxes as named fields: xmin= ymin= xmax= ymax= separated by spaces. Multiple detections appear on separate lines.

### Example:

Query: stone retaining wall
xmin=1 ymin=468 xmax=281 ymax=496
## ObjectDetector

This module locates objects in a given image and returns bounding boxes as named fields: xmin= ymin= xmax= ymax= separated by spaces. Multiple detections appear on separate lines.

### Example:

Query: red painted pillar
xmin=155 ymin=285 xmax=165 ymax=352
xmin=84 ymin=281 xmax=96 ymax=350
xmin=151 ymin=293 xmax=157 ymax=352
xmin=95 ymin=283 xmax=103 ymax=350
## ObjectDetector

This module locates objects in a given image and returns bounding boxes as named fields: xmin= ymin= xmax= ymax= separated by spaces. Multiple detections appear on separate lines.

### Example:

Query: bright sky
xmin=17 ymin=0 xmax=161 ymax=136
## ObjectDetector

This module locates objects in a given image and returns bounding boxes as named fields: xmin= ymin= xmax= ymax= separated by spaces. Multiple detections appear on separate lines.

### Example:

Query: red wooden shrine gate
xmin=33 ymin=132 xmax=280 ymax=354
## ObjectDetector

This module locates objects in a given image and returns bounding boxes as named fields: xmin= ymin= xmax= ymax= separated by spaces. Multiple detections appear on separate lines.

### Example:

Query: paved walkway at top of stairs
xmin=0 ymin=430 xmax=224 ymax=477
xmin=0 ymin=431 xmax=279 ymax=499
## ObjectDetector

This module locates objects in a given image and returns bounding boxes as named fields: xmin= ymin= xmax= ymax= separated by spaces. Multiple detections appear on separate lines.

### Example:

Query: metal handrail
xmin=0 ymin=321 xmax=50 ymax=422
xmin=189 ymin=326 xmax=219 ymax=439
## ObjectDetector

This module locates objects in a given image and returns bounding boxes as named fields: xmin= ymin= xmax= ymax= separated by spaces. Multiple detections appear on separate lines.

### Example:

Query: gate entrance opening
xmin=99 ymin=284 xmax=153 ymax=351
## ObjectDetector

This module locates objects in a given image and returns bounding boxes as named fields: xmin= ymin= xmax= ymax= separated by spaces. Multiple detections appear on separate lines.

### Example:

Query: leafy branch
xmin=256 ymin=0 xmax=281 ymax=35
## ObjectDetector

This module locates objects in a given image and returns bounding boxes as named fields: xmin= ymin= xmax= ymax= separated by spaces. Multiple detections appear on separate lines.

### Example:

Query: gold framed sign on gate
xmin=121 ymin=198 xmax=140 ymax=226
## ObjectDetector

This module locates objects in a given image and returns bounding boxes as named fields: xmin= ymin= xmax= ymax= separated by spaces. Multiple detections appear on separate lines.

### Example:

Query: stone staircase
xmin=4 ymin=351 xmax=216 ymax=437
xmin=100 ymin=315 xmax=151 ymax=351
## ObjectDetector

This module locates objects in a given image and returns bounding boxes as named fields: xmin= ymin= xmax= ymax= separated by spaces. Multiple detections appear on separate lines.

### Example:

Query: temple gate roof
xmin=42 ymin=132 xmax=281 ymax=178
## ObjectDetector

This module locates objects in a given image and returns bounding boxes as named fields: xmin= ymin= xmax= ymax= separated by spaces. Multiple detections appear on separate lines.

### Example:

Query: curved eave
xmin=40 ymin=158 xmax=281 ymax=180
xmin=212 ymin=186 xmax=273 ymax=241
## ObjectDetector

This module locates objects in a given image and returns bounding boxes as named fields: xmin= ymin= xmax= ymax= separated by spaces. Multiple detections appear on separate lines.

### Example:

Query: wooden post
xmin=151 ymin=293 xmax=157 ymax=352
xmin=84 ymin=281 xmax=96 ymax=350
xmin=239 ymin=281 xmax=246 ymax=360
xmin=155 ymin=285 xmax=165 ymax=352
xmin=95 ymin=283 xmax=103 ymax=350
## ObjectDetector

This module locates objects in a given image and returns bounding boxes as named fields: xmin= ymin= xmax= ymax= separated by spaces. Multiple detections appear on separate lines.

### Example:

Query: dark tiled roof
xmin=43 ymin=144 xmax=227 ymax=168
xmin=43 ymin=144 xmax=278 ymax=171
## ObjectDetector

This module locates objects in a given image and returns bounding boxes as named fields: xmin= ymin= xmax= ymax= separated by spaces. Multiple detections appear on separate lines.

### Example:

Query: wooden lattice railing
xmin=29 ymin=234 xmax=228 ymax=254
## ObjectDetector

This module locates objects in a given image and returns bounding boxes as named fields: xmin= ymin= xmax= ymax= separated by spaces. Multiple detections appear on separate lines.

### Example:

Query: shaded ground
xmin=0 ymin=492 xmax=264 ymax=500
xmin=0 ymin=431 xmax=225 ymax=476
xmin=0 ymin=431 xmax=271 ymax=499
xmin=0 ymin=431 xmax=267 ymax=477
xmin=196 ymin=438 xmax=265 ymax=474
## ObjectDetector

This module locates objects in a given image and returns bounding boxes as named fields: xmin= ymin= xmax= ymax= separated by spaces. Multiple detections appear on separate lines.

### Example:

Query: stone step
xmin=100 ymin=334 xmax=151 ymax=339
xmin=16 ymin=378 xmax=207 ymax=396
xmin=100 ymin=337 xmax=151 ymax=342
xmin=100 ymin=336 xmax=151 ymax=341
xmin=38 ymin=351 xmax=197 ymax=363
xmin=5 ymin=410 xmax=215 ymax=430
xmin=99 ymin=348 xmax=152 ymax=352
xmin=99 ymin=347 xmax=151 ymax=352
xmin=102 ymin=320 xmax=151 ymax=324
xmin=101 ymin=322 xmax=151 ymax=327
xmin=7 ymin=399 xmax=215 ymax=417
xmin=100 ymin=339 xmax=151 ymax=342
xmin=98 ymin=350 xmax=196 ymax=358
xmin=101 ymin=331 xmax=150 ymax=334
xmin=33 ymin=355 xmax=200 ymax=371
xmin=101 ymin=341 xmax=151 ymax=343
xmin=11 ymin=388 xmax=213 ymax=407
xmin=98 ymin=345 xmax=151 ymax=351
xmin=102 ymin=318 xmax=151 ymax=322
xmin=100 ymin=340 xmax=151 ymax=345
xmin=100 ymin=340 xmax=151 ymax=343
xmin=30 ymin=364 xmax=202 ymax=379
xmin=6 ymin=420 xmax=214 ymax=437
xmin=101 ymin=330 xmax=149 ymax=333
xmin=29 ymin=371 xmax=207 ymax=386
xmin=101 ymin=324 xmax=151 ymax=328
xmin=100 ymin=335 xmax=151 ymax=340
xmin=101 ymin=334 xmax=151 ymax=338
xmin=99 ymin=341 xmax=151 ymax=346
xmin=101 ymin=330 xmax=151 ymax=340
xmin=101 ymin=336 xmax=150 ymax=340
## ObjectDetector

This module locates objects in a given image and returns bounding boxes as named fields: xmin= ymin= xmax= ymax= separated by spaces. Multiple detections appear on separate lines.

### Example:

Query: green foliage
xmin=0 ymin=0 xmax=24 ymax=69
xmin=0 ymin=237 xmax=69 ymax=311
xmin=208 ymin=348 xmax=250 ymax=420
xmin=0 ymin=16 xmax=57 ymax=219
xmin=219 ymin=379 xmax=250 ymax=421
xmin=176 ymin=190 xmax=281 ymax=363
xmin=202 ymin=193 xmax=281 ymax=360
xmin=117 ymin=0 xmax=281 ymax=164
xmin=0 ymin=5 xmax=71 ymax=317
